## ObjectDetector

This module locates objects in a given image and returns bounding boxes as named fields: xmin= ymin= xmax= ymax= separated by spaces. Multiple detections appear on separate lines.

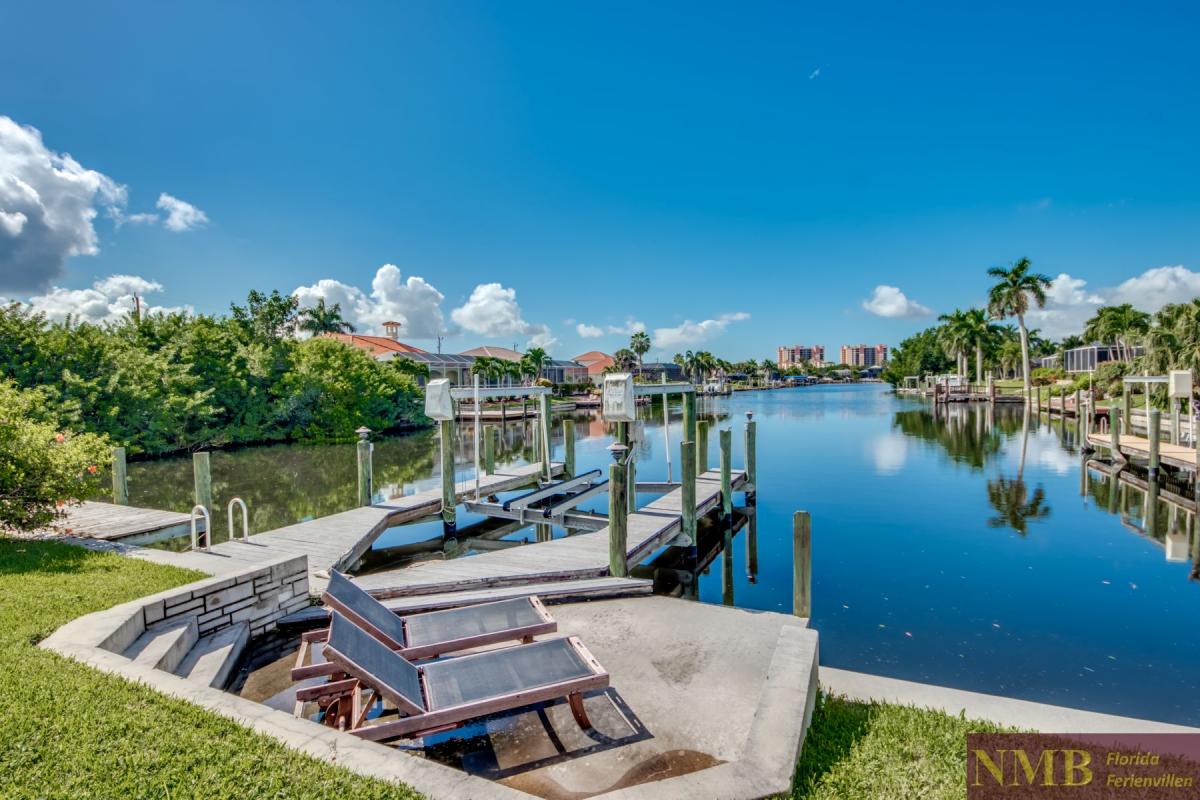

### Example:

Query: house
xmin=1061 ymin=343 xmax=1145 ymax=374
xmin=321 ymin=332 xmax=427 ymax=358
xmin=573 ymin=351 xmax=615 ymax=384
xmin=460 ymin=346 xmax=588 ymax=384
xmin=638 ymin=362 xmax=685 ymax=382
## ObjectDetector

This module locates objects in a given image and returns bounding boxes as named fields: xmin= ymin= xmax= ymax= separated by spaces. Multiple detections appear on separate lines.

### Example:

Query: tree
xmin=986 ymin=258 xmax=1052 ymax=397
xmin=519 ymin=348 xmax=549 ymax=383
xmin=298 ymin=299 xmax=355 ymax=335
xmin=937 ymin=310 xmax=971 ymax=379
xmin=630 ymin=331 xmax=651 ymax=372
xmin=1144 ymin=299 xmax=1200 ymax=377
xmin=961 ymin=308 xmax=1002 ymax=384
xmin=1084 ymin=304 xmax=1151 ymax=363
xmin=230 ymin=289 xmax=300 ymax=342
xmin=0 ymin=381 xmax=109 ymax=530
xmin=613 ymin=348 xmax=638 ymax=372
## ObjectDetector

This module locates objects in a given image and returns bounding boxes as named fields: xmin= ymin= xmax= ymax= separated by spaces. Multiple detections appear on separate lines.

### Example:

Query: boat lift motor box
xmin=602 ymin=373 xmax=636 ymax=422
xmin=425 ymin=379 xmax=455 ymax=421
xmin=1168 ymin=370 xmax=1192 ymax=399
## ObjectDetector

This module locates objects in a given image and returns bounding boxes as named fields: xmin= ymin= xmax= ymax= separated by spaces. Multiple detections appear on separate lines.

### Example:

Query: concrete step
xmin=174 ymin=622 xmax=249 ymax=688
xmin=123 ymin=617 xmax=198 ymax=673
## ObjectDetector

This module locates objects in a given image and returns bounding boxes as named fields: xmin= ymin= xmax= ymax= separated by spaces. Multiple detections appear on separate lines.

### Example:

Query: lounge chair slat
xmin=324 ymin=570 xmax=407 ymax=650
xmin=404 ymin=597 xmax=549 ymax=648
xmin=326 ymin=613 xmax=425 ymax=715
xmin=421 ymin=637 xmax=593 ymax=711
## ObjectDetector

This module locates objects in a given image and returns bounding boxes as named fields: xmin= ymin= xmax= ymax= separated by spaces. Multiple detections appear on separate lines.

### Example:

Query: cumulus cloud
xmin=17 ymin=274 xmax=190 ymax=325
xmin=0 ymin=115 xmax=127 ymax=293
xmin=156 ymin=193 xmax=208 ymax=232
xmin=1023 ymin=266 xmax=1200 ymax=339
xmin=450 ymin=282 xmax=555 ymax=351
xmin=293 ymin=264 xmax=449 ymax=339
xmin=606 ymin=318 xmax=645 ymax=336
xmin=861 ymin=285 xmax=932 ymax=318
xmin=576 ymin=323 xmax=603 ymax=338
xmin=1111 ymin=265 xmax=1200 ymax=311
xmin=652 ymin=312 xmax=750 ymax=351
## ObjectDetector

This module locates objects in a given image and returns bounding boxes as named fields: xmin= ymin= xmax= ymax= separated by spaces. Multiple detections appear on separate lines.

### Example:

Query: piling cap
xmin=355 ymin=426 xmax=372 ymax=440
xmin=745 ymin=411 xmax=754 ymax=422
xmin=606 ymin=442 xmax=629 ymax=462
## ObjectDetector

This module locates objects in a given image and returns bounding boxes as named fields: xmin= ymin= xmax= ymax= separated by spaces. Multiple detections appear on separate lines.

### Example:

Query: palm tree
xmin=519 ymin=347 xmax=549 ymax=384
xmin=298 ymin=298 xmax=355 ymax=335
xmin=962 ymin=308 xmax=1002 ymax=385
xmin=1083 ymin=304 xmax=1151 ymax=363
xmin=986 ymin=258 xmax=1052 ymax=398
xmin=937 ymin=310 xmax=971 ymax=379
xmin=630 ymin=331 xmax=651 ymax=373
xmin=613 ymin=348 xmax=638 ymax=372
xmin=1144 ymin=299 xmax=1200 ymax=376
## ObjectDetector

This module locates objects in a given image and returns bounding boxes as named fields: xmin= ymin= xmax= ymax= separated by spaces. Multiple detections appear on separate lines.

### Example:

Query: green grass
xmin=0 ymin=537 xmax=421 ymax=800
xmin=0 ymin=537 xmax=1009 ymax=799
xmin=791 ymin=693 xmax=1012 ymax=799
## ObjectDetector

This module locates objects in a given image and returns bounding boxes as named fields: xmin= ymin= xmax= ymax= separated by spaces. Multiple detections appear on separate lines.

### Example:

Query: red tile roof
xmin=322 ymin=333 xmax=428 ymax=357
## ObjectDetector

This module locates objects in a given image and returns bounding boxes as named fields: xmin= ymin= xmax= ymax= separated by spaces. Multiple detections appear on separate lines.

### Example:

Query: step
xmin=123 ymin=617 xmax=198 ymax=673
xmin=174 ymin=622 xmax=249 ymax=688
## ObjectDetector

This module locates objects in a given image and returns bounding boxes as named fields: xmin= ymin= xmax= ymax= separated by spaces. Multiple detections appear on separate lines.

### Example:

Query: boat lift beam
xmin=502 ymin=469 xmax=603 ymax=511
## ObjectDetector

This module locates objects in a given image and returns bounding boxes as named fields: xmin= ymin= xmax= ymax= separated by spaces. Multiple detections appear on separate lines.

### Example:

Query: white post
xmin=661 ymin=374 xmax=672 ymax=483
xmin=473 ymin=373 xmax=481 ymax=501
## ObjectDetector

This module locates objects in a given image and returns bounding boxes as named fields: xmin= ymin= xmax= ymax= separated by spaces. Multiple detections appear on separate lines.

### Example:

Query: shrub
xmin=0 ymin=381 xmax=109 ymax=530
xmin=1031 ymin=367 xmax=1064 ymax=386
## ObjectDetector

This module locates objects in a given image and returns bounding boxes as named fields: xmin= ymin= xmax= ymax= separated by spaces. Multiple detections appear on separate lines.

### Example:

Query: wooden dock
xmin=1087 ymin=433 xmax=1198 ymax=473
xmin=128 ymin=462 xmax=557 ymax=593
xmin=353 ymin=468 xmax=747 ymax=599
xmin=59 ymin=501 xmax=197 ymax=541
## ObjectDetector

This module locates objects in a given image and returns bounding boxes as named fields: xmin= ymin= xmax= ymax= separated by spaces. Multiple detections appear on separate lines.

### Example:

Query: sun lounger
xmin=304 ymin=611 xmax=609 ymax=740
xmin=291 ymin=570 xmax=556 ymax=680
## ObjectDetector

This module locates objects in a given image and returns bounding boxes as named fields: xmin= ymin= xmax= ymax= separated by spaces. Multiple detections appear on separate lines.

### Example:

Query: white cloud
xmin=1043 ymin=273 xmax=1103 ymax=307
xmin=861 ymin=285 xmax=932 ymax=318
xmin=18 ymin=273 xmax=190 ymax=325
xmin=606 ymin=318 xmax=646 ymax=336
xmin=293 ymin=264 xmax=449 ymax=339
xmin=652 ymin=312 xmax=749 ymax=351
xmin=0 ymin=115 xmax=128 ymax=293
xmin=156 ymin=193 xmax=208 ymax=232
xmin=1026 ymin=273 xmax=1104 ymax=339
xmin=1111 ymin=265 xmax=1200 ymax=311
xmin=576 ymin=323 xmax=603 ymax=338
xmin=450 ymin=282 xmax=555 ymax=351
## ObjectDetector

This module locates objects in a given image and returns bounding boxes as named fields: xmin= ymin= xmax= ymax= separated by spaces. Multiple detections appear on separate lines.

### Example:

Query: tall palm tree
xmin=298 ymin=299 xmax=355 ymax=335
xmin=613 ymin=348 xmax=638 ymax=372
xmin=937 ymin=310 xmax=971 ymax=379
xmin=1145 ymin=299 xmax=1200 ymax=376
xmin=986 ymin=258 xmax=1052 ymax=398
xmin=962 ymin=308 xmax=1002 ymax=385
xmin=630 ymin=331 xmax=651 ymax=373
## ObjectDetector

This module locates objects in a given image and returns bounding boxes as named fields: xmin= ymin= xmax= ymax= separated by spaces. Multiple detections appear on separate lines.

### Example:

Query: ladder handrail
xmin=190 ymin=505 xmax=211 ymax=552
xmin=227 ymin=497 xmax=250 ymax=542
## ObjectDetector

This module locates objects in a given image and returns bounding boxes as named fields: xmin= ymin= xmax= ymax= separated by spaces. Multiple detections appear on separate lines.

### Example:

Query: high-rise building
xmin=777 ymin=344 xmax=825 ymax=369
xmin=839 ymin=344 xmax=888 ymax=367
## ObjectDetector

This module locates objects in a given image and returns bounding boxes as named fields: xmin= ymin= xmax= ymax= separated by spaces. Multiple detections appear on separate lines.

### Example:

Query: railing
xmin=190 ymin=505 xmax=211 ymax=552
xmin=227 ymin=497 xmax=249 ymax=542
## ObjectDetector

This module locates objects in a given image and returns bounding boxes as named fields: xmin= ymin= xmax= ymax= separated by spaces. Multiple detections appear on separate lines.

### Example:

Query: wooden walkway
xmin=129 ymin=462 xmax=557 ymax=592
xmin=1087 ymin=433 xmax=1198 ymax=472
xmin=354 ymin=469 xmax=747 ymax=599
xmin=59 ymin=501 xmax=196 ymax=541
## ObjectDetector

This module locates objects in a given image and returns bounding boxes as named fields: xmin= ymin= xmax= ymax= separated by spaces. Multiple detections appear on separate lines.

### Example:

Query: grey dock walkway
xmin=129 ymin=462 xmax=557 ymax=593
xmin=1087 ymin=432 xmax=1198 ymax=473
xmin=61 ymin=501 xmax=196 ymax=541
xmin=354 ymin=469 xmax=747 ymax=599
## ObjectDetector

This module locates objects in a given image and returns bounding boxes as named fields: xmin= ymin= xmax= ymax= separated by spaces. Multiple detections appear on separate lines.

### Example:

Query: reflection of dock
xmin=354 ymin=469 xmax=746 ymax=601
xmin=1087 ymin=433 xmax=1198 ymax=473
xmin=60 ymin=501 xmax=198 ymax=541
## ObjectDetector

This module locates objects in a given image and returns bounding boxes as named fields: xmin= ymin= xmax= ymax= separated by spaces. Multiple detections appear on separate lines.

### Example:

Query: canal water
xmin=107 ymin=384 xmax=1200 ymax=725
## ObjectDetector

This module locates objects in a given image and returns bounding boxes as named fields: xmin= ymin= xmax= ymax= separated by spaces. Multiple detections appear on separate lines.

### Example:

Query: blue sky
xmin=2 ymin=1 xmax=1199 ymax=360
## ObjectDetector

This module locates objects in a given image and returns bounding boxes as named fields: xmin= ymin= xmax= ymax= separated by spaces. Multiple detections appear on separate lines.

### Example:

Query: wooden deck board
xmin=1088 ymin=433 xmax=1198 ymax=472
xmin=59 ymin=502 xmax=196 ymax=540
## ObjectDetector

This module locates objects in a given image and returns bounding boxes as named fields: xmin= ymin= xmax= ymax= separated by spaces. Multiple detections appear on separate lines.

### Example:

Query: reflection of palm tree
xmin=986 ymin=477 xmax=1051 ymax=535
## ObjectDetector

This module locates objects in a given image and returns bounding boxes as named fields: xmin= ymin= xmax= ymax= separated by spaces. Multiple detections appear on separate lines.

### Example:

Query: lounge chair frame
xmin=291 ymin=592 xmax=556 ymax=681
xmin=318 ymin=632 xmax=608 ymax=741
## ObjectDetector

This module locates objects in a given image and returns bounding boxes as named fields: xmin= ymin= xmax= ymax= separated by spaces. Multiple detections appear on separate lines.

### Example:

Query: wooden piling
xmin=440 ymin=418 xmax=456 ymax=536
xmin=744 ymin=415 xmax=757 ymax=491
xmin=697 ymin=419 xmax=709 ymax=474
xmin=1122 ymin=391 xmax=1132 ymax=433
xmin=563 ymin=417 xmax=576 ymax=478
xmin=193 ymin=452 xmax=212 ymax=517
xmin=538 ymin=393 xmax=553 ymax=482
xmin=746 ymin=507 xmax=758 ymax=582
xmin=1171 ymin=402 xmax=1180 ymax=446
xmin=356 ymin=439 xmax=373 ymax=506
xmin=111 ymin=446 xmax=128 ymax=506
xmin=719 ymin=428 xmax=732 ymax=518
xmin=793 ymin=510 xmax=811 ymax=618
xmin=608 ymin=456 xmax=628 ymax=577
xmin=483 ymin=426 xmax=495 ymax=475
xmin=1110 ymin=407 xmax=1120 ymax=460
xmin=1148 ymin=409 xmax=1161 ymax=477
xmin=681 ymin=440 xmax=696 ymax=545
xmin=682 ymin=391 xmax=697 ymax=450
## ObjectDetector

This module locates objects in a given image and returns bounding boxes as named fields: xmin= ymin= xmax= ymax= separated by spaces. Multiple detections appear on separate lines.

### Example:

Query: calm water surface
xmin=110 ymin=384 xmax=1200 ymax=724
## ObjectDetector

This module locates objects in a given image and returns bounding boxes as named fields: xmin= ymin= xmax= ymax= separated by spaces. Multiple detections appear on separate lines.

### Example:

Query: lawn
xmin=0 ymin=536 xmax=1004 ymax=799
